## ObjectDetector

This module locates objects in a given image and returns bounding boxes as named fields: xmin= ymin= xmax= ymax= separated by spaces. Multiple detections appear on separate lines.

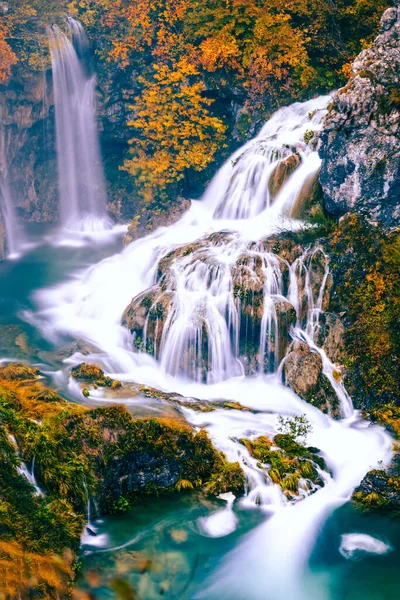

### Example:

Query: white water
xmin=0 ymin=128 xmax=25 ymax=258
xmin=26 ymin=95 xmax=393 ymax=598
xmin=48 ymin=18 xmax=110 ymax=232
xmin=339 ymin=533 xmax=393 ymax=560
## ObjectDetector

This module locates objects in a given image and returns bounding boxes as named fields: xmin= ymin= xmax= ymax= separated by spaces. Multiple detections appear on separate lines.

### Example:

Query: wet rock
xmin=353 ymin=466 xmax=400 ymax=513
xmin=123 ymin=232 xmax=299 ymax=377
xmin=290 ymin=169 xmax=324 ymax=220
xmin=268 ymin=153 xmax=301 ymax=199
xmin=283 ymin=342 xmax=323 ymax=397
xmin=319 ymin=6 xmax=400 ymax=228
xmin=318 ymin=313 xmax=346 ymax=364
xmin=283 ymin=342 xmax=340 ymax=417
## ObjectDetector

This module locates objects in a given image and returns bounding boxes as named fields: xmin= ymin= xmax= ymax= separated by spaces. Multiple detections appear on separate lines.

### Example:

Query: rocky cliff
xmin=0 ymin=72 xmax=57 ymax=223
xmin=319 ymin=6 xmax=400 ymax=228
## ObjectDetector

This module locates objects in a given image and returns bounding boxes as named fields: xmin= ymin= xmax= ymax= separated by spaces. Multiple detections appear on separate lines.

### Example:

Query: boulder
xmin=268 ymin=153 xmax=301 ymax=199
xmin=319 ymin=6 xmax=400 ymax=228
xmin=353 ymin=462 xmax=400 ymax=513
xmin=283 ymin=342 xmax=340 ymax=417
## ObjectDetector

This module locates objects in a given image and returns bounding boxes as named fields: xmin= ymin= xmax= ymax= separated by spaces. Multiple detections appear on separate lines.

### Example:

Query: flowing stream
xmin=48 ymin=18 xmax=110 ymax=232
xmin=4 ymin=95 xmax=395 ymax=598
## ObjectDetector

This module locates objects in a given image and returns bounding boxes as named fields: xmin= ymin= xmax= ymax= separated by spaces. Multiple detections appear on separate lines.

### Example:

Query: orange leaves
xmin=198 ymin=31 xmax=241 ymax=73
xmin=0 ymin=541 xmax=73 ymax=600
xmin=124 ymin=57 xmax=226 ymax=202
xmin=0 ymin=23 xmax=18 ymax=84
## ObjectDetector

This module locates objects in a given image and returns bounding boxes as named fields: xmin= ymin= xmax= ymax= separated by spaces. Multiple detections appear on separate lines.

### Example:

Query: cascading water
xmin=48 ymin=18 xmax=110 ymax=232
xmin=0 ymin=128 xmax=25 ymax=258
xmin=26 ymin=95 xmax=393 ymax=598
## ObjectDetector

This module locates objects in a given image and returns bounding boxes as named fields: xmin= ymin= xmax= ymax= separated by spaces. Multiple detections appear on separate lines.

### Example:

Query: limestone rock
xmin=268 ymin=153 xmax=300 ymax=199
xmin=319 ymin=6 xmax=400 ymax=228
xmin=283 ymin=342 xmax=340 ymax=417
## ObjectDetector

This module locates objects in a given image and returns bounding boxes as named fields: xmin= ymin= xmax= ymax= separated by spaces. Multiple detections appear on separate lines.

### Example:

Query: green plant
xmin=277 ymin=415 xmax=312 ymax=442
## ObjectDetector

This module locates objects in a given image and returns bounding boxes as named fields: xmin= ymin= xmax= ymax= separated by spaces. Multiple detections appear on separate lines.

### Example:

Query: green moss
xmin=206 ymin=460 xmax=246 ymax=496
xmin=243 ymin=433 xmax=325 ymax=495
xmin=329 ymin=215 xmax=400 ymax=408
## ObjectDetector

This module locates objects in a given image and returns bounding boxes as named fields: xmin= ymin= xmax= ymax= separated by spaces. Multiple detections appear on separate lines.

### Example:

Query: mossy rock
xmin=70 ymin=362 xmax=105 ymax=382
xmin=243 ymin=434 xmax=325 ymax=495
xmin=0 ymin=362 xmax=40 ymax=381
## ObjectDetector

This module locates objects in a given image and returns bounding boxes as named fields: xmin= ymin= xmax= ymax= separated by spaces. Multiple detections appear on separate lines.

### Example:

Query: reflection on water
xmin=77 ymin=497 xmax=400 ymax=600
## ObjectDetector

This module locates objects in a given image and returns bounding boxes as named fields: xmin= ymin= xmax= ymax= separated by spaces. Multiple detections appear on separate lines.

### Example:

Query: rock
xmin=283 ymin=342 xmax=340 ymax=417
xmin=123 ymin=232 xmax=299 ymax=377
xmin=283 ymin=342 xmax=323 ymax=397
xmin=318 ymin=313 xmax=346 ymax=364
xmin=319 ymin=6 xmax=400 ymax=228
xmin=353 ymin=466 xmax=400 ymax=513
xmin=268 ymin=153 xmax=301 ymax=199
xmin=124 ymin=197 xmax=191 ymax=245
xmin=290 ymin=169 xmax=324 ymax=220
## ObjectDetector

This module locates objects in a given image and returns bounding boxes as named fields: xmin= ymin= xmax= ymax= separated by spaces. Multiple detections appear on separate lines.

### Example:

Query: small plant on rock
xmin=277 ymin=414 xmax=312 ymax=443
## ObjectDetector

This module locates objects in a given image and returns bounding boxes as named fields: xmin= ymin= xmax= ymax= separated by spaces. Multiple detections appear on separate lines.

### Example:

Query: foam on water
xmin=24 ymin=95 xmax=394 ymax=598
xmin=339 ymin=533 xmax=393 ymax=560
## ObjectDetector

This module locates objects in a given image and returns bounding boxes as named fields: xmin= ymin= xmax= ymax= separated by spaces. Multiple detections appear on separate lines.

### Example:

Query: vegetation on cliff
xmin=1 ymin=0 xmax=393 ymax=210
xmin=0 ymin=362 xmax=242 ymax=597
xmin=329 ymin=215 xmax=400 ymax=409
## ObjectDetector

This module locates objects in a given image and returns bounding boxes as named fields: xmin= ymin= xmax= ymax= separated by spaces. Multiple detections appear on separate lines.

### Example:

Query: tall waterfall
xmin=48 ymin=18 xmax=110 ymax=232
xmin=0 ymin=129 xmax=24 ymax=258
xmin=29 ymin=95 xmax=392 ymax=600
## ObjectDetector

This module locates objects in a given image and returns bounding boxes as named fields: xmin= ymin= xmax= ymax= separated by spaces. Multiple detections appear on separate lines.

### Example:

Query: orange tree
xmin=0 ymin=23 xmax=17 ymax=84
xmin=124 ymin=59 xmax=227 ymax=205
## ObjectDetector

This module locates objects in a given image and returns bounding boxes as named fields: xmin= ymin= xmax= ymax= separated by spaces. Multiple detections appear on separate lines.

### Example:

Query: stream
xmin=1 ymin=96 xmax=398 ymax=599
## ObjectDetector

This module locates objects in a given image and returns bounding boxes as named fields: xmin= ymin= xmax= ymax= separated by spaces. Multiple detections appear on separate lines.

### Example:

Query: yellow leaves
xmin=0 ymin=541 xmax=72 ymax=600
xmin=0 ymin=23 xmax=18 ymax=84
xmin=199 ymin=31 xmax=241 ymax=72
xmin=124 ymin=56 xmax=226 ymax=201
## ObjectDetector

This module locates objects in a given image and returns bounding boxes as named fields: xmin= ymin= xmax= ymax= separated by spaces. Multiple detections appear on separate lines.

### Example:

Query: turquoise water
xmin=1 ymin=229 xmax=399 ymax=600
xmin=78 ymin=496 xmax=400 ymax=600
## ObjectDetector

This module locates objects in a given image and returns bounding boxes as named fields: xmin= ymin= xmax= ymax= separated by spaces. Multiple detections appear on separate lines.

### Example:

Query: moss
xmin=303 ymin=129 xmax=314 ymax=145
xmin=0 ymin=363 xmax=40 ymax=381
xmin=243 ymin=434 xmax=325 ymax=495
xmin=71 ymin=362 xmax=123 ymax=392
xmin=206 ymin=460 xmax=246 ymax=496
xmin=328 ymin=215 xmax=400 ymax=408
xmin=71 ymin=363 xmax=105 ymax=382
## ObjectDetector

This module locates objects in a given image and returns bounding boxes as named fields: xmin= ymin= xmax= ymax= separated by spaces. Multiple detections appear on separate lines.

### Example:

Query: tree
xmin=0 ymin=23 xmax=18 ymax=84
xmin=123 ymin=58 xmax=227 ymax=205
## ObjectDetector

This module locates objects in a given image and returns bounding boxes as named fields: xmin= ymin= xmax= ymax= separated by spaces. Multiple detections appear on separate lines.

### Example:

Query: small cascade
xmin=125 ymin=235 xmax=333 ymax=386
xmin=203 ymin=95 xmax=330 ymax=221
xmin=17 ymin=458 xmax=43 ymax=497
xmin=0 ymin=129 xmax=25 ymax=257
xmin=8 ymin=435 xmax=43 ymax=496
xmin=81 ymin=481 xmax=108 ymax=548
xmin=48 ymin=18 xmax=110 ymax=232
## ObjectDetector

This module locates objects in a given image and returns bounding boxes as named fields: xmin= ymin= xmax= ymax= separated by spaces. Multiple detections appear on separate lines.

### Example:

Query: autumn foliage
xmin=2 ymin=0 xmax=393 ymax=205
xmin=83 ymin=0 xmax=390 ymax=204
xmin=0 ymin=23 xmax=17 ymax=84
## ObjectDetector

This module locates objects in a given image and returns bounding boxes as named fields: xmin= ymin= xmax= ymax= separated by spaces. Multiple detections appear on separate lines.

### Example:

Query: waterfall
xmin=0 ymin=128 xmax=25 ymax=258
xmin=27 ymin=94 xmax=393 ymax=598
xmin=203 ymin=95 xmax=330 ymax=221
xmin=48 ymin=18 xmax=110 ymax=232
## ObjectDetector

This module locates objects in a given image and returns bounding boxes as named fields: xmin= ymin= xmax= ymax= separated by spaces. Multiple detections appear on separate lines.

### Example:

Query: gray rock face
xmin=319 ymin=6 xmax=400 ymax=228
